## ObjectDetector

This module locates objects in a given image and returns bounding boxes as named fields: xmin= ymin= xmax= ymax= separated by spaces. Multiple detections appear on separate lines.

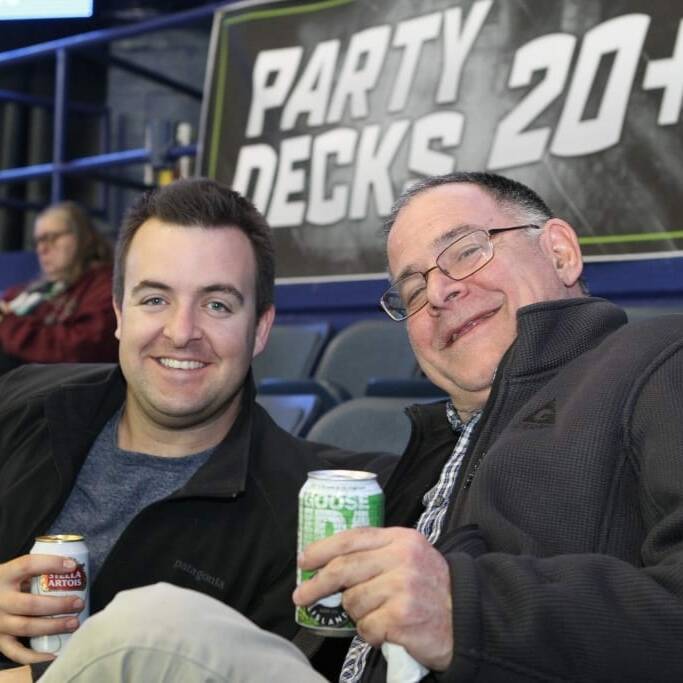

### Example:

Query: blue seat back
xmin=256 ymin=393 xmax=322 ymax=436
xmin=253 ymin=322 xmax=331 ymax=383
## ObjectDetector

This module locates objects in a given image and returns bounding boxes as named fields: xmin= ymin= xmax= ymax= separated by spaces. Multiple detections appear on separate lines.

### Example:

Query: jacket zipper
xmin=444 ymin=342 xmax=514 ymax=529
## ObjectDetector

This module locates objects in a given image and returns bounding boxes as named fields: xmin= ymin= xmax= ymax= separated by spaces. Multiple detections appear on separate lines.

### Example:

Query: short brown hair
xmin=113 ymin=178 xmax=275 ymax=316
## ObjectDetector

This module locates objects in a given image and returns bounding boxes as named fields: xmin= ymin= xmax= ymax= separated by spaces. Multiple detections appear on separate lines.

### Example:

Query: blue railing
xmin=0 ymin=1 xmax=231 ymax=205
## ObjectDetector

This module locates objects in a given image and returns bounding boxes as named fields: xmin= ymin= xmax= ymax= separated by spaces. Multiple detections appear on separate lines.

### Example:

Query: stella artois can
xmin=30 ymin=534 xmax=90 ymax=655
xmin=296 ymin=470 xmax=384 ymax=636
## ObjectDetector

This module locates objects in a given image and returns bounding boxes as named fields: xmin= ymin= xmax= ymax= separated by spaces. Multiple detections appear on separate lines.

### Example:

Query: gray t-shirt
xmin=48 ymin=408 xmax=212 ymax=579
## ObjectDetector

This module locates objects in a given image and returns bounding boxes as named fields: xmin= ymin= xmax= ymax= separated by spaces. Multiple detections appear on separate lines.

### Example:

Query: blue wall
xmin=0 ymin=251 xmax=39 ymax=294
xmin=275 ymin=255 xmax=683 ymax=330
xmin=2 ymin=251 xmax=681 ymax=329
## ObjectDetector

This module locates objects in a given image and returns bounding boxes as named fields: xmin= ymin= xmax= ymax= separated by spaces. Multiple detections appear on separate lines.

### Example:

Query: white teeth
xmin=453 ymin=314 xmax=490 ymax=340
xmin=159 ymin=358 xmax=206 ymax=370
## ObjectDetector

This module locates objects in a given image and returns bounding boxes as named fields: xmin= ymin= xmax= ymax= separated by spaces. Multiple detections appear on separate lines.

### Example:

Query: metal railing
xmin=0 ymin=1 xmax=231 ymax=205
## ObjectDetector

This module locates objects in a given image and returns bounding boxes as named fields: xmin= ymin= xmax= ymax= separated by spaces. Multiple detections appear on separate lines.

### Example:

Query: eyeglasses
xmin=32 ymin=229 xmax=72 ymax=249
xmin=380 ymin=224 xmax=540 ymax=321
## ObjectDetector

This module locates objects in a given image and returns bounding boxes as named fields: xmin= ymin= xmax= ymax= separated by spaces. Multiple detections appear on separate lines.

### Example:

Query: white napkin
xmin=381 ymin=642 xmax=429 ymax=682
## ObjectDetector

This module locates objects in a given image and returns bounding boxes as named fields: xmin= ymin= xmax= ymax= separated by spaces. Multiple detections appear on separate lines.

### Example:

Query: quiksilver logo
xmin=522 ymin=399 xmax=556 ymax=426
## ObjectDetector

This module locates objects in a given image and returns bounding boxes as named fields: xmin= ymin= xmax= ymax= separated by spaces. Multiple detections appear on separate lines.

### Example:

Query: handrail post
xmin=52 ymin=47 xmax=69 ymax=203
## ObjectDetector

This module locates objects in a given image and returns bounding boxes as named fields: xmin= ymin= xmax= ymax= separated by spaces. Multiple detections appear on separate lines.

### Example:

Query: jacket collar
xmin=178 ymin=375 xmax=257 ymax=498
xmin=404 ymin=297 xmax=627 ymax=440
xmin=45 ymin=365 xmax=257 ymax=500
xmin=506 ymin=297 xmax=627 ymax=377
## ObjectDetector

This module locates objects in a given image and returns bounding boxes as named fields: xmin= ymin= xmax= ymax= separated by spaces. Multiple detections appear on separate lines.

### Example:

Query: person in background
xmin=0 ymin=201 xmax=117 ymax=374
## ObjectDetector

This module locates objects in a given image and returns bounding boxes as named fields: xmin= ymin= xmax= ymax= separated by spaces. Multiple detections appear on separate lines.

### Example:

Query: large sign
xmin=199 ymin=0 xmax=683 ymax=280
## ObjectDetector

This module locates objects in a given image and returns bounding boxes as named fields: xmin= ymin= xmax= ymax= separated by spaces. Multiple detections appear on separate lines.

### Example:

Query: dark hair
xmin=384 ymin=171 xmax=589 ymax=294
xmin=113 ymin=178 xmax=275 ymax=316
xmin=384 ymin=171 xmax=553 ymax=234
xmin=36 ymin=201 xmax=112 ymax=284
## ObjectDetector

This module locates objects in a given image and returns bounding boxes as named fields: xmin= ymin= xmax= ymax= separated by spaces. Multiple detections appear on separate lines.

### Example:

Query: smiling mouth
xmin=450 ymin=310 xmax=499 ymax=344
xmin=157 ymin=358 xmax=207 ymax=370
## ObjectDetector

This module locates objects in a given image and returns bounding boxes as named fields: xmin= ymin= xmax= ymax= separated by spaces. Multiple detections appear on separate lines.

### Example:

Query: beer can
xmin=296 ymin=470 xmax=384 ymax=636
xmin=30 ymin=534 xmax=90 ymax=655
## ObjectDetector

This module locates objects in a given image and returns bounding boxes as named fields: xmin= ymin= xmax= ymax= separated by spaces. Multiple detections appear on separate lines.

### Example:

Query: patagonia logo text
xmin=173 ymin=560 xmax=225 ymax=591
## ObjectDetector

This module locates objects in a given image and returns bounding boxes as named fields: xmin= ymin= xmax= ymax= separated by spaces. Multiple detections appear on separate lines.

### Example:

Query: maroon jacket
xmin=0 ymin=264 xmax=118 ymax=363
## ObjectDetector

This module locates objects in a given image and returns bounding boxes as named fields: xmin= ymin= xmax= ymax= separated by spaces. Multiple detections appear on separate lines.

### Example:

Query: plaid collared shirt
xmin=339 ymin=402 xmax=482 ymax=682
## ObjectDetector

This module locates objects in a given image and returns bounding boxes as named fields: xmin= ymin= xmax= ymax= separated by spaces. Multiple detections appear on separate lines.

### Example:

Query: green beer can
xmin=296 ymin=469 xmax=384 ymax=636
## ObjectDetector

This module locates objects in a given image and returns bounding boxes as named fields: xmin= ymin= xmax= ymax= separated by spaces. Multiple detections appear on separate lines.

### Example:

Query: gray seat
xmin=307 ymin=396 xmax=441 ymax=455
xmin=624 ymin=305 xmax=683 ymax=322
xmin=257 ymin=319 xmax=420 ymax=410
xmin=313 ymin=319 xmax=419 ymax=399
xmin=253 ymin=322 xmax=330 ymax=383
xmin=256 ymin=394 xmax=322 ymax=436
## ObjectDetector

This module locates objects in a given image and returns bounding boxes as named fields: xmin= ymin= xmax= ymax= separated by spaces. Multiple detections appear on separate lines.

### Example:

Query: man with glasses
xmin=294 ymin=171 xmax=683 ymax=682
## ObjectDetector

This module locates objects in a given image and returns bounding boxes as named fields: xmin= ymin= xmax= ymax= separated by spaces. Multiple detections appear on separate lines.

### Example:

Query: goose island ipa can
xmin=30 ymin=534 xmax=89 ymax=655
xmin=296 ymin=470 xmax=384 ymax=636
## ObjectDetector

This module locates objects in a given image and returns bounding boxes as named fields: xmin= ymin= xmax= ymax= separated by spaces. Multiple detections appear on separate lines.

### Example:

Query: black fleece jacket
xmin=362 ymin=298 xmax=683 ymax=682
xmin=0 ymin=364 xmax=391 ymax=661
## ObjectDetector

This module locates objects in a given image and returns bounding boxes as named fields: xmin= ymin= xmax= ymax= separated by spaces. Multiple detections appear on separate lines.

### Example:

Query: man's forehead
xmin=133 ymin=216 xmax=243 ymax=238
xmin=128 ymin=218 xmax=251 ymax=257
xmin=387 ymin=222 xmax=484 ymax=281
xmin=429 ymin=224 xmax=486 ymax=250
xmin=124 ymin=219 xmax=255 ymax=293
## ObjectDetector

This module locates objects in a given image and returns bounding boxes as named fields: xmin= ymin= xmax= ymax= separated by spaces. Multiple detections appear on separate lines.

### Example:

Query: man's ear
xmin=252 ymin=304 xmax=275 ymax=359
xmin=540 ymin=219 xmax=584 ymax=288
xmin=113 ymin=297 xmax=122 ymax=341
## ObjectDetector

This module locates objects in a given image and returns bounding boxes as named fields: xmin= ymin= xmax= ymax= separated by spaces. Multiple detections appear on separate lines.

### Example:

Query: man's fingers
xmin=2 ymin=591 xmax=84 ymax=618
xmin=0 ymin=634 xmax=56 ymax=666
xmin=294 ymin=545 xmax=390 ymax=606
xmin=0 ymin=613 xmax=79 ymax=639
xmin=354 ymin=607 xmax=392 ymax=648
xmin=0 ymin=555 xmax=76 ymax=586
xmin=298 ymin=527 xmax=396 ymax=570
xmin=294 ymin=528 xmax=429 ymax=605
xmin=0 ymin=664 xmax=34 ymax=683
xmin=341 ymin=570 xmax=399 ymax=622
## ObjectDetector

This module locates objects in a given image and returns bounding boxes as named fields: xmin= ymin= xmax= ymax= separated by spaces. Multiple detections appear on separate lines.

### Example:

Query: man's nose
xmin=425 ymin=267 xmax=467 ymax=312
xmin=163 ymin=305 xmax=202 ymax=346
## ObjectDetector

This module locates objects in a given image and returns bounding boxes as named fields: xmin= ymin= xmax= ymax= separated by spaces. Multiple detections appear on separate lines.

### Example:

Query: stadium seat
xmin=253 ymin=322 xmax=331 ymax=384
xmin=258 ymin=320 xmax=420 ymax=410
xmin=256 ymin=394 xmax=322 ymax=437
xmin=623 ymin=305 xmax=683 ymax=321
xmin=365 ymin=377 xmax=447 ymax=398
xmin=307 ymin=396 xmax=445 ymax=455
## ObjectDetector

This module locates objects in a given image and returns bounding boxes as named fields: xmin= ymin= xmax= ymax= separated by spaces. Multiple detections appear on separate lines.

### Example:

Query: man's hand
xmin=0 ymin=555 xmax=84 ymax=664
xmin=293 ymin=527 xmax=454 ymax=671
xmin=0 ymin=666 xmax=32 ymax=683
xmin=0 ymin=300 xmax=9 ymax=323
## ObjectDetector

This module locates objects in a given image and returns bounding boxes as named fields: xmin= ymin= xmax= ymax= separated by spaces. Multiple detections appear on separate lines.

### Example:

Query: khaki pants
xmin=40 ymin=583 xmax=327 ymax=682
